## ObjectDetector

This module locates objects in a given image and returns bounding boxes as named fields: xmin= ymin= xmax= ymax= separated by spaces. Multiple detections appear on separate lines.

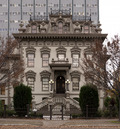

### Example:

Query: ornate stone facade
xmin=12 ymin=11 xmax=107 ymax=111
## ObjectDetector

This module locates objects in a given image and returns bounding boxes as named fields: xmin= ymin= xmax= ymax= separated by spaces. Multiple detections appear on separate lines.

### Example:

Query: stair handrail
xmin=35 ymin=98 xmax=49 ymax=110
xmin=66 ymin=97 xmax=80 ymax=109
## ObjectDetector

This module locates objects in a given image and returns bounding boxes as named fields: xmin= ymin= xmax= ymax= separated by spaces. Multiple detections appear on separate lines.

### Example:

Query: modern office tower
xmin=0 ymin=0 xmax=99 ymax=37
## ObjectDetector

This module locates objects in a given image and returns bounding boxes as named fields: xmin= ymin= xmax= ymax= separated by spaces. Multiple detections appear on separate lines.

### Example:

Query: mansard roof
xmin=13 ymin=10 xmax=107 ymax=41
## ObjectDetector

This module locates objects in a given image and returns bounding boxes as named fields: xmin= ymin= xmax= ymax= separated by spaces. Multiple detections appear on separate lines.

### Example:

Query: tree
xmin=81 ymin=36 xmax=120 ymax=120
xmin=0 ymin=37 xmax=24 ymax=107
xmin=79 ymin=84 xmax=99 ymax=117
xmin=13 ymin=83 xmax=32 ymax=116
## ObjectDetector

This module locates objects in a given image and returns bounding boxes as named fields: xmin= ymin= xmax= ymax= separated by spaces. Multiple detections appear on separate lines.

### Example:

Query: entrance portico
xmin=49 ymin=59 xmax=71 ymax=96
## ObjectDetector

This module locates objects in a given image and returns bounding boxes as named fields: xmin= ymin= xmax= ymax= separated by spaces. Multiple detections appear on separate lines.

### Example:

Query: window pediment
xmin=25 ymin=70 xmax=36 ymax=81
xmin=40 ymin=70 xmax=51 ymax=80
xmin=40 ymin=46 xmax=51 ymax=57
xmin=56 ymin=46 xmax=66 ymax=58
xmin=84 ymin=47 xmax=92 ymax=55
xmin=70 ymin=71 xmax=81 ymax=81
xmin=56 ymin=46 xmax=66 ymax=53
xmin=71 ymin=46 xmax=81 ymax=57
xmin=26 ymin=47 xmax=36 ymax=56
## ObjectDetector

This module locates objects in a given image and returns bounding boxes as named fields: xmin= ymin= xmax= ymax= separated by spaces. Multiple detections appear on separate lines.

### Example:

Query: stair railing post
xmin=61 ymin=105 xmax=64 ymax=120
xmin=27 ymin=104 xmax=30 ymax=117
xmin=4 ymin=105 xmax=7 ymax=118
xmin=86 ymin=105 xmax=88 ymax=119
xmin=50 ymin=105 xmax=52 ymax=120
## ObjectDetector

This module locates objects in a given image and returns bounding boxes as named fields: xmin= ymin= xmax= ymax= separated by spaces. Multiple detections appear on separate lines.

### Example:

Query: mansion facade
xmin=1 ymin=10 xmax=107 ymax=112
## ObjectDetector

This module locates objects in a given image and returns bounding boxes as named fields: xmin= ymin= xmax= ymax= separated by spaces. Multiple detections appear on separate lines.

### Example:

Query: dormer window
xmin=31 ymin=24 xmax=37 ymax=33
xmin=84 ymin=25 xmax=89 ymax=33
xmin=58 ymin=22 xmax=63 ymax=34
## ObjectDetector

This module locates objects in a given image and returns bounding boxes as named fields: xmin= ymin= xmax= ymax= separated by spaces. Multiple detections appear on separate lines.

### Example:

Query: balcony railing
xmin=73 ymin=16 xmax=91 ymax=21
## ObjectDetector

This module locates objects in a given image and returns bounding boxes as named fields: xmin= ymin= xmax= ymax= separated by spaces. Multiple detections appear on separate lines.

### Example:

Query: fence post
xmin=86 ymin=105 xmax=88 ymax=119
xmin=4 ymin=105 xmax=7 ymax=118
xmin=50 ymin=105 xmax=52 ymax=120
xmin=61 ymin=105 xmax=63 ymax=120
xmin=27 ymin=104 xmax=29 ymax=117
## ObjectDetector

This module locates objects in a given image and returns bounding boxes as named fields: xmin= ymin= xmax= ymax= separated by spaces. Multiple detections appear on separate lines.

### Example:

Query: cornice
xmin=13 ymin=33 xmax=107 ymax=40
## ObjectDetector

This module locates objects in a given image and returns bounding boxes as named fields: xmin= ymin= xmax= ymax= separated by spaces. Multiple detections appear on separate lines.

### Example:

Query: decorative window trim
xmin=40 ymin=70 xmax=51 ymax=80
xmin=71 ymin=46 xmax=81 ymax=58
xmin=72 ymin=54 xmax=79 ymax=67
xmin=40 ymin=46 xmax=51 ymax=58
xmin=26 ymin=47 xmax=36 ymax=57
xmin=84 ymin=47 xmax=92 ymax=55
xmin=25 ymin=70 xmax=36 ymax=91
xmin=42 ymin=78 xmax=49 ymax=91
xmin=26 ymin=70 xmax=36 ymax=81
xmin=70 ymin=71 xmax=81 ymax=81
xmin=70 ymin=71 xmax=81 ymax=91
xmin=42 ymin=54 xmax=49 ymax=67
xmin=40 ymin=70 xmax=51 ymax=91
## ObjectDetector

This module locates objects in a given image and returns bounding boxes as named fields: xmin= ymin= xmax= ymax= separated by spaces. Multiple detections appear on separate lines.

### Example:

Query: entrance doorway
xmin=56 ymin=76 xmax=65 ymax=94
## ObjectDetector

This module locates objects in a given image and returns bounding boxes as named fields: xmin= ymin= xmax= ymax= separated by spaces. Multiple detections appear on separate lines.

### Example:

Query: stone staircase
xmin=36 ymin=96 xmax=81 ymax=116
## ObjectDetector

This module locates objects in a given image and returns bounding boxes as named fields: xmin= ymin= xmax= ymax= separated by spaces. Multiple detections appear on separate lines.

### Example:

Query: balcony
xmin=49 ymin=58 xmax=71 ymax=70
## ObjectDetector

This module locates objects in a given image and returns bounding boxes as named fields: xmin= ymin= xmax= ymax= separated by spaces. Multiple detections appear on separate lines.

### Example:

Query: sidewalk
xmin=0 ymin=118 xmax=120 ymax=128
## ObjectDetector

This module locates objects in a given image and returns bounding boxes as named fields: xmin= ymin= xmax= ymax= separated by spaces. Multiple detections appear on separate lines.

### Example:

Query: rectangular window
xmin=72 ymin=54 xmax=79 ymax=67
xmin=27 ymin=54 xmax=34 ymax=67
xmin=42 ymin=78 xmax=49 ymax=91
xmin=73 ymin=78 xmax=79 ymax=91
xmin=58 ymin=54 xmax=65 ymax=61
xmin=0 ymin=87 xmax=5 ymax=95
xmin=27 ymin=77 xmax=34 ymax=91
xmin=42 ymin=54 xmax=49 ymax=67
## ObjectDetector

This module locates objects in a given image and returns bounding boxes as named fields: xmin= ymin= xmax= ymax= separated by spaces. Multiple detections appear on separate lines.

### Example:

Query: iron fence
xmin=0 ymin=104 xmax=118 ymax=120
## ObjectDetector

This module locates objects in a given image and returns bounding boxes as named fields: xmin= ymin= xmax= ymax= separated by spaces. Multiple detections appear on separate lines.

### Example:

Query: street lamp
xmin=49 ymin=79 xmax=54 ymax=91
xmin=65 ymin=79 xmax=70 ymax=91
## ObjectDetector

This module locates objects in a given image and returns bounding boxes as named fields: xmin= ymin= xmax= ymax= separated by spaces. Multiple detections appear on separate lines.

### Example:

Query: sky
xmin=100 ymin=0 xmax=120 ymax=39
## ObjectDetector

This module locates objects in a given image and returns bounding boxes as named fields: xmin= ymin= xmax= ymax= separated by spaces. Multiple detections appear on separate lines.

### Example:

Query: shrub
xmin=79 ymin=84 xmax=99 ymax=117
xmin=6 ymin=110 xmax=16 ymax=117
xmin=72 ymin=114 xmax=81 ymax=119
xmin=13 ymin=83 xmax=32 ymax=117
xmin=104 ymin=96 xmax=118 ymax=117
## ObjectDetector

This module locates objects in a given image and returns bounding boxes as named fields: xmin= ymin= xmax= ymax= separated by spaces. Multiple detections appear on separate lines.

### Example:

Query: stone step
xmin=43 ymin=115 xmax=70 ymax=120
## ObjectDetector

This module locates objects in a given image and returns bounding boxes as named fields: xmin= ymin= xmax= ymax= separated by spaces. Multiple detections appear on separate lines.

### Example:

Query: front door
xmin=56 ymin=76 xmax=65 ymax=94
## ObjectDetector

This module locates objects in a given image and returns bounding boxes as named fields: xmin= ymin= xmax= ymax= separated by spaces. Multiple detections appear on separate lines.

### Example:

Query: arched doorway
xmin=56 ymin=76 xmax=65 ymax=94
